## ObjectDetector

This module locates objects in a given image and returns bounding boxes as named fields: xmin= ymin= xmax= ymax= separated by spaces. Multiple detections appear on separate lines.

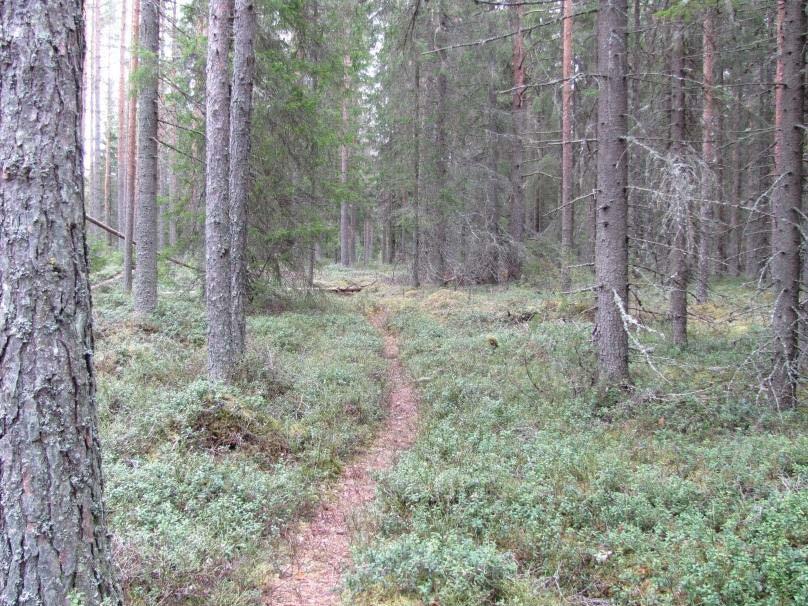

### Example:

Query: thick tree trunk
xmin=123 ymin=0 xmax=140 ymax=293
xmin=669 ymin=21 xmax=688 ymax=346
xmin=770 ymin=0 xmax=805 ymax=408
xmin=696 ymin=9 xmax=717 ymax=303
xmin=229 ymin=0 xmax=257 ymax=362
xmin=205 ymin=0 xmax=234 ymax=381
xmin=508 ymin=3 xmax=526 ymax=281
xmin=116 ymin=0 xmax=129 ymax=252
xmin=560 ymin=0 xmax=575 ymax=290
xmin=134 ymin=0 xmax=160 ymax=315
xmin=0 ymin=1 xmax=122 ymax=601
xmin=594 ymin=0 xmax=630 ymax=386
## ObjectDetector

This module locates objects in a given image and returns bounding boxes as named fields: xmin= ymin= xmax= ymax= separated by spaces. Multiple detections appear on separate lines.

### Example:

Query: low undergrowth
xmin=92 ymin=268 xmax=384 ymax=605
xmin=348 ymin=282 xmax=807 ymax=605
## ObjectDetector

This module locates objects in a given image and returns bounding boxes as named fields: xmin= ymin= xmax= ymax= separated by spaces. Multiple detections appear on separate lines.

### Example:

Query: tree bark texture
xmin=594 ymin=0 xmax=630 ymax=386
xmin=696 ymin=10 xmax=717 ymax=303
xmin=560 ymin=0 xmax=575 ymax=290
xmin=229 ymin=0 xmax=257 ymax=362
xmin=340 ymin=52 xmax=352 ymax=267
xmin=123 ymin=0 xmax=140 ymax=293
xmin=770 ymin=0 xmax=805 ymax=408
xmin=205 ymin=0 xmax=234 ymax=381
xmin=115 ymin=0 xmax=129 ymax=251
xmin=0 ymin=1 xmax=122 ymax=602
xmin=508 ymin=3 xmax=526 ymax=281
xmin=669 ymin=21 xmax=688 ymax=346
xmin=134 ymin=0 xmax=160 ymax=315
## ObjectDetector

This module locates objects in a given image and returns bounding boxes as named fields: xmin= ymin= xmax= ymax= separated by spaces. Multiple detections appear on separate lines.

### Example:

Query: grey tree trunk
xmin=229 ymin=0 xmax=257 ymax=362
xmin=669 ymin=21 xmax=688 ymax=347
xmin=340 ymin=52 xmax=352 ymax=267
xmin=727 ymin=84 xmax=744 ymax=277
xmin=696 ymin=9 xmax=717 ymax=303
xmin=484 ymin=44 xmax=500 ymax=284
xmin=92 ymin=0 xmax=103 ymax=232
xmin=594 ymin=0 xmax=630 ymax=386
xmin=770 ymin=0 xmax=805 ymax=408
xmin=168 ymin=0 xmax=179 ymax=249
xmin=412 ymin=58 xmax=421 ymax=287
xmin=507 ymin=3 xmax=526 ymax=281
xmin=134 ymin=0 xmax=160 ymax=315
xmin=560 ymin=0 xmax=574 ymax=290
xmin=115 ymin=0 xmax=129 ymax=252
xmin=205 ymin=0 xmax=234 ymax=381
xmin=0 ymin=1 xmax=122 ymax=602
xmin=123 ymin=0 xmax=140 ymax=293
xmin=433 ymin=4 xmax=449 ymax=284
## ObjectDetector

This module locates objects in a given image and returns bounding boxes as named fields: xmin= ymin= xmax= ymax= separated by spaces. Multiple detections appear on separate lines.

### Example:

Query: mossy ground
xmin=91 ymin=257 xmax=385 ymax=605
xmin=89 ymin=249 xmax=806 ymax=605
xmin=347 ymin=278 xmax=806 ymax=606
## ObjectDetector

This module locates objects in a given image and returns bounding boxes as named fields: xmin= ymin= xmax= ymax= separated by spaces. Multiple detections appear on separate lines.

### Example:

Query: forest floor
xmin=265 ymin=309 xmax=421 ymax=605
xmin=87 ymin=248 xmax=806 ymax=606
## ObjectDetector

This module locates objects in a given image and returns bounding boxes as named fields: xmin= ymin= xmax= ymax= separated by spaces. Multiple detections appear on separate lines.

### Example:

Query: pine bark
xmin=696 ymin=9 xmax=717 ymax=303
xmin=340 ymin=52 xmax=352 ymax=267
xmin=0 ymin=1 xmax=122 ymax=601
xmin=507 ymin=3 xmax=526 ymax=281
xmin=205 ymin=0 xmax=235 ymax=381
xmin=116 ymin=0 xmax=129 ymax=251
xmin=92 ymin=0 xmax=103 ymax=232
xmin=134 ymin=0 xmax=160 ymax=315
xmin=560 ymin=0 xmax=575 ymax=290
xmin=229 ymin=0 xmax=257 ymax=362
xmin=594 ymin=0 xmax=630 ymax=386
xmin=669 ymin=21 xmax=688 ymax=346
xmin=484 ymin=34 xmax=500 ymax=284
xmin=770 ymin=0 xmax=805 ymax=408
xmin=123 ymin=0 xmax=140 ymax=293
xmin=432 ymin=0 xmax=449 ymax=283
xmin=412 ymin=58 xmax=422 ymax=287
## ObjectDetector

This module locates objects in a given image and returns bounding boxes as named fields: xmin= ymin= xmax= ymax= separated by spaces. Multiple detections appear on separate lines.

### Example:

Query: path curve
xmin=264 ymin=309 xmax=419 ymax=605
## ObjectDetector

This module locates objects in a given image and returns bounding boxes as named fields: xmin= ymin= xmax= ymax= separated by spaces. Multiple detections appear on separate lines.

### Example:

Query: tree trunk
xmin=594 ymin=0 xmax=630 ymax=386
xmin=123 ymin=0 xmax=140 ymax=293
xmin=229 ymin=0 xmax=257 ymax=362
xmin=484 ymin=46 xmax=501 ymax=283
xmin=340 ymin=51 xmax=352 ymax=267
xmin=696 ymin=9 xmax=717 ymax=303
xmin=134 ymin=0 xmax=160 ymax=315
xmin=669 ymin=21 xmax=688 ymax=346
xmin=412 ymin=58 xmax=421 ymax=287
xmin=92 ymin=0 xmax=103 ymax=233
xmin=104 ymin=79 xmax=115 ymax=247
xmin=0 ymin=1 xmax=122 ymax=601
xmin=433 ymin=2 xmax=449 ymax=283
xmin=560 ymin=0 xmax=575 ymax=290
xmin=167 ymin=0 xmax=179 ymax=249
xmin=205 ymin=0 xmax=234 ymax=381
xmin=727 ymin=83 xmax=744 ymax=277
xmin=770 ymin=0 xmax=805 ymax=408
xmin=507 ymin=3 xmax=526 ymax=281
xmin=116 ymin=0 xmax=129 ymax=252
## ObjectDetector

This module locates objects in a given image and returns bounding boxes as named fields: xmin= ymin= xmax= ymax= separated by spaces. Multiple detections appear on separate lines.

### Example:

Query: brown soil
xmin=264 ymin=310 xmax=420 ymax=605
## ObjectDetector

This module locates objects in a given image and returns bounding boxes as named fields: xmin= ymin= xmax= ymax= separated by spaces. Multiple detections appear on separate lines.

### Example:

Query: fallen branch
xmin=85 ymin=215 xmax=200 ymax=273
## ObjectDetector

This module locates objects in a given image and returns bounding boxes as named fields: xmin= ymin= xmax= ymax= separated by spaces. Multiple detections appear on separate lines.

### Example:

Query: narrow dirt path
xmin=264 ymin=310 xmax=419 ymax=605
